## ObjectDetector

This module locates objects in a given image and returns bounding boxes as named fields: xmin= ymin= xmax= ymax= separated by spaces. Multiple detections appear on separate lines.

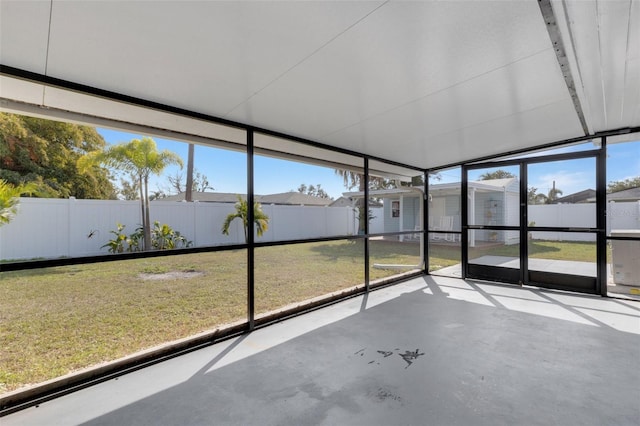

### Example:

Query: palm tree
xmin=79 ymin=137 xmax=183 ymax=250
xmin=547 ymin=181 xmax=563 ymax=204
xmin=221 ymin=195 xmax=269 ymax=243
xmin=0 ymin=180 xmax=35 ymax=226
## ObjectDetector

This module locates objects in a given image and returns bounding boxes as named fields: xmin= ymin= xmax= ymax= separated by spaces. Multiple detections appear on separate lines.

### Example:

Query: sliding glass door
xmin=525 ymin=156 xmax=598 ymax=293
xmin=464 ymin=164 xmax=521 ymax=284
xmin=463 ymin=150 xmax=601 ymax=294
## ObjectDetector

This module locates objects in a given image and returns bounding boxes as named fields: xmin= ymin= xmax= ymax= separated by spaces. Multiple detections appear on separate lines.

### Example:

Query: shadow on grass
xmin=308 ymin=240 xmax=364 ymax=261
xmin=309 ymin=240 xmax=420 ymax=261
xmin=528 ymin=241 xmax=562 ymax=256
xmin=0 ymin=265 xmax=86 ymax=278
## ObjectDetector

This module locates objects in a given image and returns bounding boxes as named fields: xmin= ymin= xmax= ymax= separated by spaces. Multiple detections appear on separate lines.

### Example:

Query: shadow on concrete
xmin=73 ymin=276 xmax=639 ymax=426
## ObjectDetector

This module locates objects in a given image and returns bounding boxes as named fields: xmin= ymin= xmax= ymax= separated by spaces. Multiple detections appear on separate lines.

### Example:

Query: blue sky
xmin=98 ymin=128 xmax=638 ymax=199
xmin=436 ymin=142 xmax=638 ymax=196
xmin=97 ymin=128 xmax=351 ymax=199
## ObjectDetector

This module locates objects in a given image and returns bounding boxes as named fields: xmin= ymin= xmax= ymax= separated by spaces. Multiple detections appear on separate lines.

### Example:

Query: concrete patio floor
xmin=3 ymin=275 xmax=639 ymax=425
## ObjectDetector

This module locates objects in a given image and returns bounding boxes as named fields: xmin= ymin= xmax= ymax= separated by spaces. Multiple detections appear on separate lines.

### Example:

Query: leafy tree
xmin=335 ymin=169 xmax=397 ymax=233
xmin=79 ymin=137 xmax=183 ymax=250
xmin=409 ymin=175 xmax=425 ymax=187
xmin=0 ymin=112 xmax=116 ymax=199
xmin=527 ymin=186 xmax=548 ymax=205
xmin=296 ymin=183 xmax=331 ymax=199
xmin=221 ymin=196 xmax=269 ymax=243
xmin=607 ymin=177 xmax=640 ymax=193
xmin=335 ymin=169 xmax=397 ymax=234
xmin=478 ymin=170 xmax=516 ymax=180
xmin=0 ymin=180 xmax=35 ymax=226
xmin=118 ymin=174 xmax=141 ymax=200
xmin=149 ymin=189 xmax=167 ymax=201
xmin=166 ymin=169 xmax=214 ymax=196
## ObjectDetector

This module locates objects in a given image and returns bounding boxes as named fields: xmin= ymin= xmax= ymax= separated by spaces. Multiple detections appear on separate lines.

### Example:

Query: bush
xmin=102 ymin=222 xmax=192 ymax=253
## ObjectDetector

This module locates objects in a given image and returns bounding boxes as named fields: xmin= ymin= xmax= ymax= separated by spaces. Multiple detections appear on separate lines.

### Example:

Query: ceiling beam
xmin=538 ymin=0 xmax=590 ymax=136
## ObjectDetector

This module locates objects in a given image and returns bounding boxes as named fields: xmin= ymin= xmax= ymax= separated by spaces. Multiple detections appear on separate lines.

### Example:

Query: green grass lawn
xmin=0 ymin=238 xmax=593 ymax=393
xmin=0 ymin=240 xmax=420 ymax=393
xmin=428 ymin=240 xmax=597 ymax=272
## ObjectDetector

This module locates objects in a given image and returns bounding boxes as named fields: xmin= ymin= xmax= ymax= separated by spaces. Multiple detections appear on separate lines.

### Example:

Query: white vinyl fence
xmin=0 ymin=198 xmax=375 ymax=261
xmin=2 ymin=198 xmax=636 ymax=261
xmin=528 ymin=202 xmax=640 ymax=241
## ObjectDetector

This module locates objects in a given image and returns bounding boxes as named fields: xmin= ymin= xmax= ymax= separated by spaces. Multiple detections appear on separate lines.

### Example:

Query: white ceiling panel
xmin=596 ymin=0 xmax=638 ymax=130
xmin=227 ymin=0 xmax=551 ymax=139
xmin=1 ymin=0 xmax=637 ymax=170
xmin=45 ymin=1 xmax=384 ymax=118
xmin=322 ymin=48 xmax=574 ymax=168
xmin=0 ymin=0 xmax=50 ymax=73
xmin=556 ymin=0 xmax=640 ymax=132
xmin=622 ymin=1 xmax=640 ymax=126
xmin=441 ymin=98 xmax=584 ymax=166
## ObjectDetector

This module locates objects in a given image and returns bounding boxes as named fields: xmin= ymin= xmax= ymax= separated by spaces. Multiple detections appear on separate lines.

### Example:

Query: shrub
xmin=102 ymin=222 xmax=192 ymax=253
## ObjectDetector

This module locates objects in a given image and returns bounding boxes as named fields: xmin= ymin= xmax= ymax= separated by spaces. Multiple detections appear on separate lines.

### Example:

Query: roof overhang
xmin=1 ymin=1 xmax=638 ymax=169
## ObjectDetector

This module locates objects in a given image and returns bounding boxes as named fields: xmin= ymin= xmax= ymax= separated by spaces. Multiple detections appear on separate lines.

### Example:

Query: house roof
xmin=259 ymin=192 xmax=333 ymax=206
xmin=607 ymin=187 xmax=640 ymax=202
xmin=476 ymin=178 xmax=517 ymax=188
xmin=342 ymin=187 xmax=424 ymax=200
xmin=552 ymin=189 xmax=596 ymax=204
xmin=428 ymin=178 xmax=518 ymax=194
xmin=329 ymin=196 xmax=353 ymax=208
xmin=160 ymin=192 xmax=244 ymax=203
xmin=159 ymin=191 xmax=333 ymax=206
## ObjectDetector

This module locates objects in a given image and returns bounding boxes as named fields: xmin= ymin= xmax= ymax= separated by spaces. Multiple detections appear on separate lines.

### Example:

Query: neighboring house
xmin=342 ymin=187 xmax=422 ymax=241
xmin=161 ymin=192 xmax=243 ymax=203
xmin=552 ymin=189 xmax=596 ymax=204
xmin=259 ymin=192 xmax=333 ymax=206
xmin=532 ymin=187 xmax=640 ymax=204
xmin=429 ymin=178 xmax=520 ymax=246
xmin=606 ymin=186 xmax=640 ymax=202
xmin=160 ymin=191 xmax=333 ymax=206
xmin=329 ymin=196 xmax=354 ymax=208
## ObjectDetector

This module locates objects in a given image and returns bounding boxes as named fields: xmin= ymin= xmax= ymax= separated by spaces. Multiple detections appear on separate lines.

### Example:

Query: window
xmin=391 ymin=201 xmax=400 ymax=217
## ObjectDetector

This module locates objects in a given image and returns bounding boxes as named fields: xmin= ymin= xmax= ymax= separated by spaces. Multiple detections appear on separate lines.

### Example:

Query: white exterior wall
xmin=505 ymin=191 xmax=520 ymax=244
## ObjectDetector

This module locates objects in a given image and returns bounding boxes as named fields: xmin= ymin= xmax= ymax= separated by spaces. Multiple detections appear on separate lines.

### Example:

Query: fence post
xmin=67 ymin=197 xmax=74 ymax=258
xmin=192 ymin=201 xmax=197 ymax=247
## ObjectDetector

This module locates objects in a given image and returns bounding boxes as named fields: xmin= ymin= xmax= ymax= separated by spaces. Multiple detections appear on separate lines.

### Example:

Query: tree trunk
xmin=138 ymin=175 xmax=146 ymax=249
xmin=185 ymin=143 xmax=194 ymax=202
xmin=358 ymin=175 xmax=366 ymax=234
xmin=143 ymin=175 xmax=151 ymax=250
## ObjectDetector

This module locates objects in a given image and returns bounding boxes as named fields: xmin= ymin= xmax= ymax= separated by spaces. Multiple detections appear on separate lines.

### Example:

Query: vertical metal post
xmin=520 ymin=162 xmax=528 ymax=286
xmin=461 ymin=166 xmax=468 ymax=279
xmin=364 ymin=158 xmax=370 ymax=292
xmin=247 ymin=129 xmax=255 ymax=330
xmin=423 ymin=170 xmax=428 ymax=273
xmin=596 ymin=137 xmax=607 ymax=296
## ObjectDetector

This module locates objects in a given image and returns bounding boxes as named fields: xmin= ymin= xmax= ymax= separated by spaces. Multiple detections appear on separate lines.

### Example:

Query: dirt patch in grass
xmin=138 ymin=271 xmax=205 ymax=281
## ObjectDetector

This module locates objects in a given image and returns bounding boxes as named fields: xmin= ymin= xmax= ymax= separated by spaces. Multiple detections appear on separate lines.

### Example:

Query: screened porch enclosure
xmin=1 ymin=0 xmax=639 ymax=419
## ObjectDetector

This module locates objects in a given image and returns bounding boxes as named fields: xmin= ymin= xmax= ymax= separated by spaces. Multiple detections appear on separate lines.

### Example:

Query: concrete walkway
xmin=435 ymin=256 xmax=640 ymax=300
